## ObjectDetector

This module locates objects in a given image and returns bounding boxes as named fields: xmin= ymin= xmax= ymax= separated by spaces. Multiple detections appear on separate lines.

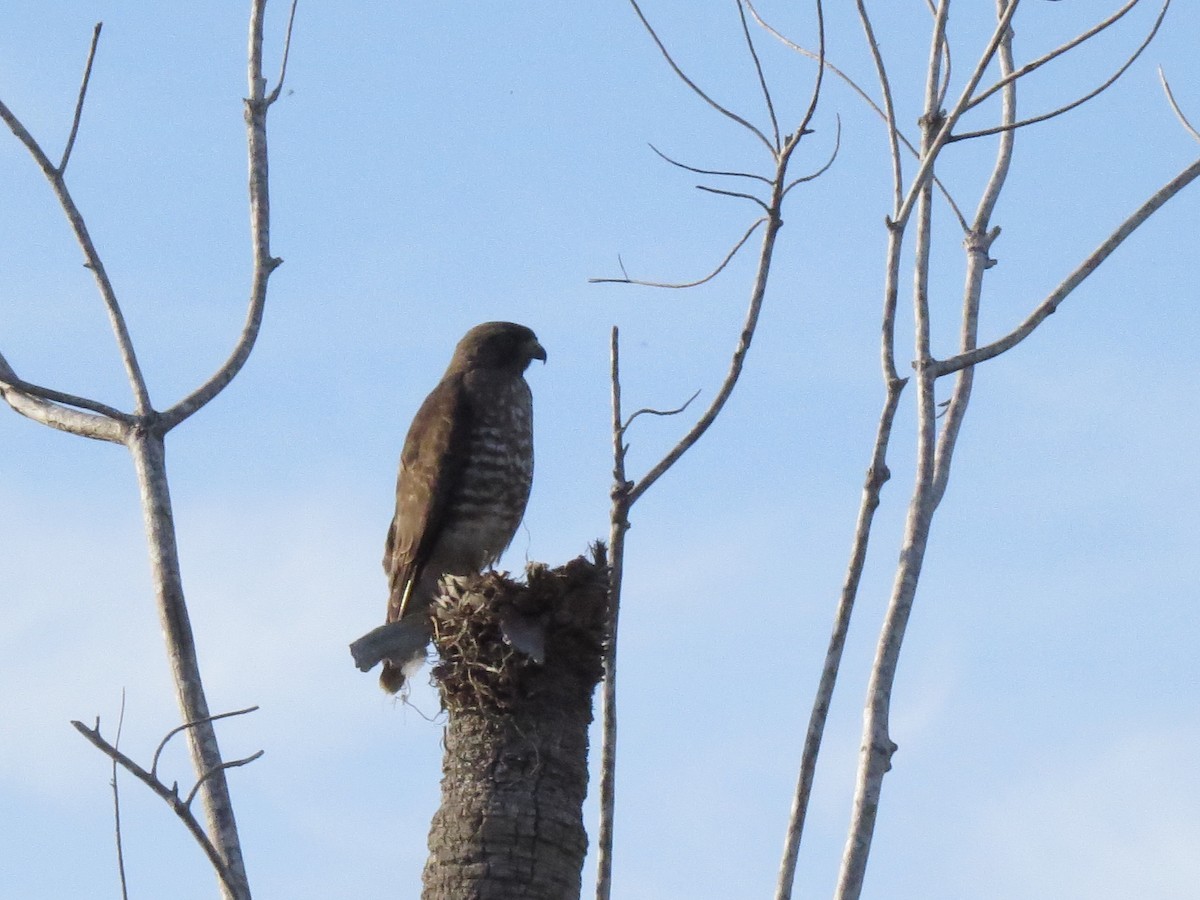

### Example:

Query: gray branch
xmin=72 ymin=715 xmax=260 ymax=899
xmin=937 ymin=156 xmax=1200 ymax=376
xmin=159 ymin=0 xmax=296 ymax=431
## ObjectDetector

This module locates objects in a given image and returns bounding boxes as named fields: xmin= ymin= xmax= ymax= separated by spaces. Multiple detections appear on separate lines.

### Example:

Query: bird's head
xmin=451 ymin=321 xmax=547 ymax=374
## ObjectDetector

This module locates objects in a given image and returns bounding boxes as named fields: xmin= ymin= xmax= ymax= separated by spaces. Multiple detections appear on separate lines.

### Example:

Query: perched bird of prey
xmin=377 ymin=321 xmax=546 ymax=693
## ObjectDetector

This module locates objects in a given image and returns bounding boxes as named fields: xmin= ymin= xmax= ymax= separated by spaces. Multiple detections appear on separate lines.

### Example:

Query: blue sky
xmin=2 ymin=2 xmax=1198 ymax=898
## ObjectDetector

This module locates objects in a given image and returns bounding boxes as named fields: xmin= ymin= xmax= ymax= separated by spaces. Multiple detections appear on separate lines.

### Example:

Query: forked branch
xmin=950 ymin=0 xmax=1170 ymax=143
xmin=965 ymin=0 xmax=1146 ymax=111
xmin=72 ymin=708 xmax=262 ymax=899
xmin=748 ymin=0 xmax=968 ymax=229
xmin=1 ymin=5 xmax=298 ymax=898
xmin=0 ymin=26 xmax=152 ymax=416
xmin=627 ymin=0 xmax=776 ymax=153
xmin=596 ymin=6 xmax=827 ymax=897
xmin=937 ymin=155 xmax=1200 ymax=375
xmin=831 ymin=3 xmax=1194 ymax=897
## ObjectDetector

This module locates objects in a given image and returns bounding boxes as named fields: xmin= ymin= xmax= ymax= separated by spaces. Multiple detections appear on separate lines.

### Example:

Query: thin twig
xmin=589 ymin=217 xmax=766 ymax=288
xmin=1159 ymin=67 xmax=1200 ymax=144
xmin=782 ymin=114 xmax=840 ymax=197
xmin=265 ymin=0 xmax=300 ymax=105
xmin=951 ymin=0 xmax=1168 ymax=143
xmin=150 ymin=706 xmax=261 ymax=780
xmin=621 ymin=388 xmax=702 ymax=433
xmin=736 ymin=0 xmax=780 ymax=150
xmin=0 ymin=98 xmax=153 ymax=416
xmin=695 ymin=184 xmax=770 ymax=211
xmin=746 ymin=0 xmax=876 ymax=125
xmin=112 ymin=692 xmax=130 ymax=900
xmin=968 ymin=0 xmax=1143 ymax=112
xmin=923 ymin=0 xmax=954 ymax=112
xmin=71 ymin=718 xmax=240 ymax=897
xmin=627 ymin=0 xmax=776 ymax=153
xmin=750 ymin=0 xmax=968 ymax=229
xmin=855 ymin=0 xmax=904 ymax=216
xmin=184 ymin=751 xmax=266 ymax=808
xmin=59 ymin=22 xmax=103 ymax=175
xmin=794 ymin=0 xmax=826 ymax=143
xmin=648 ymin=143 xmax=772 ymax=183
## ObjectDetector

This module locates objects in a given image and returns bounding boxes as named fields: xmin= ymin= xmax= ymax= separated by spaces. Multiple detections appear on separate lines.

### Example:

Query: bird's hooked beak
xmin=528 ymin=337 xmax=548 ymax=364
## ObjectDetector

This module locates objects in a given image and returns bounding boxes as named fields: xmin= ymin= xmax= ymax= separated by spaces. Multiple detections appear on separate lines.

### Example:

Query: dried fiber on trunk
xmin=422 ymin=548 xmax=608 ymax=900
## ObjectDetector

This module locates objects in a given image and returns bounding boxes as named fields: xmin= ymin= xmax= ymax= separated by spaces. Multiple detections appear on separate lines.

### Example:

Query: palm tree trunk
xmin=422 ymin=551 xmax=608 ymax=900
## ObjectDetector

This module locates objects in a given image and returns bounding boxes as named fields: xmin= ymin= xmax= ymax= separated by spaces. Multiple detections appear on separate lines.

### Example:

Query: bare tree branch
xmin=595 ymin=327 xmax=630 ymax=900
xmin=923 ymin=0 xmax=954 ymax=112
xmin=0 ymin=352 xmax=127 ymax=442
xmin=589 ymin=217 xmax=766 ymax=288
xmin=621 ymin=388 xmax=702 ymax=433
xmin=853 ymin=0 xmax=905 ymax=216
xmin=746 ymin=0 xmax=879 ymax=130
xmin=774 ymin=376 xmax=905 ymax=900
xmin=595 ymin=14 xmax=825 ymax=886
xmin=0 ymin=362 xmax=131 ymax=422
xmin=795 ymin=0 xmax=826 ymax=143
xmin=892 ymin=0 xmax=1019 ymax=229
xmin=937 ymin=155 xmax=1200 ymax=375
xmin=72 ymin=716 xmax=251 ymax=899
xmin=159 ymin=0 xmax=289 ymax=430
xmin=965 ymin=0 xmax=1144 ymax=112
xmin=934 ymin=10 xmax=1016 ymax=526
xmin=950 ymin=0 xmax=1169 ymax=143
xmin=59 ymin=22 xmax=103 ymax=175
xmin=834 ymin=7 xmax=951 ymax=894
xmin=0 ymin=23 xmax=137 ymax=443
xmin=1159 ymin=67 xmax=1200 ymax=143
xmin=185 ymin=751 xmax=266 ymax=808
xmin=2 ymin=6 xmax=297 ymax=897
xmin=695 ymin=183 xmax=771 ymax=210
xmin=626 ymin=206 xmax=784 ymax=504
xmin=748 ymin=0 xmax=964 ymax=229
xmin=151 ymin=706 xmax=261 ymax=780
xmin=265 ymin=0 xmax=300 ymax=105
xmin=782 ymin=114 xmax=840 ymax=197
xmin=111 ymin=692 xmax=130 ymax=900
xmin=647 ymin=142 xmax=772 ymax=183
xmin=736 ymin=0 xmax=781 ymax=150
xmin=627 ymin=0 xmax=776 ymax=153
xmin=0 ymin=96 xmax=153 ymax=416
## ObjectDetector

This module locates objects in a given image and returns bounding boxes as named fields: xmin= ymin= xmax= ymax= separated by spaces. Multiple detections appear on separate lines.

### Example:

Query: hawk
xmin=378 ymin=321 xmax=546 ymax=693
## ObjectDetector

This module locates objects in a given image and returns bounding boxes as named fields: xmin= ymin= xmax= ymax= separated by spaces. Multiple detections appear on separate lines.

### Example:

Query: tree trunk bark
xmin=422 ymin=551 xmax=608 ymax=900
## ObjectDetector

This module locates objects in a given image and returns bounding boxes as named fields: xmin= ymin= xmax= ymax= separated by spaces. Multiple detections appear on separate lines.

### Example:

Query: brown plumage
xmin=379 ymin=321 xmax=546 ymax=693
